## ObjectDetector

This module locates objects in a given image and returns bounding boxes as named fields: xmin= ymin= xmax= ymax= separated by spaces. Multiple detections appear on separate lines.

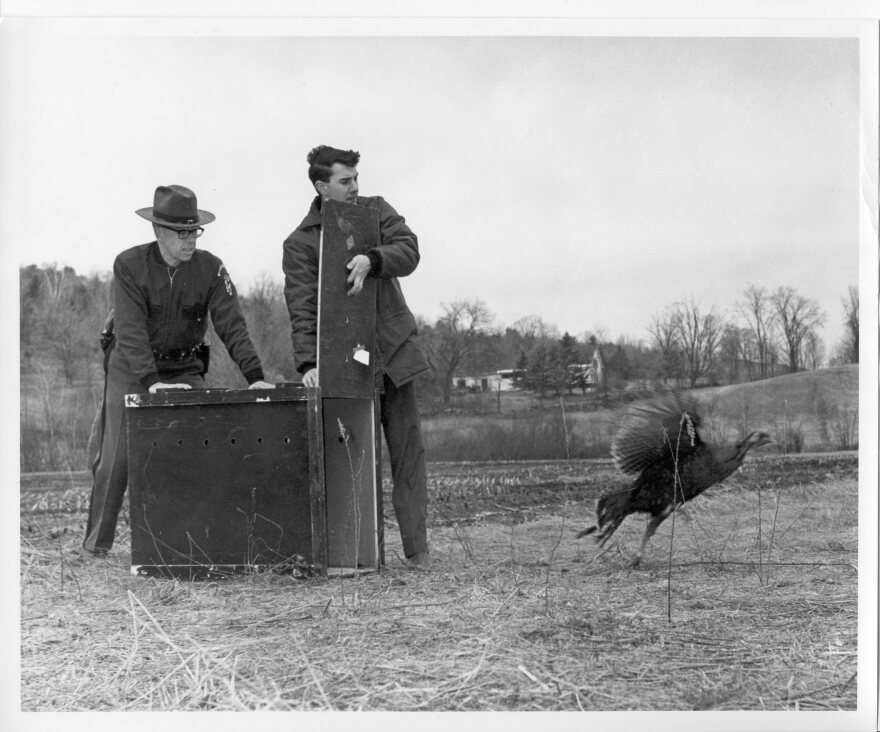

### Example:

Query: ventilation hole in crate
xmin=230 ymin=438 xmax=236 ymax=445
xmin=204 ymin=439 xmax=210 ymax=447
xmin=256 ymin=437 xmax=263 ymax=444
xmin=152 ymin=440 xmax=159 ymax=447
xmin=284 ymin=436 xmax=291 ymax=444
xmin=177 ymin=439 xmax=184 ymax=446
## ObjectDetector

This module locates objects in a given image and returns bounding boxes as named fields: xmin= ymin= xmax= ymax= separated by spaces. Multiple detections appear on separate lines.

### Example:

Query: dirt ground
xmin=19 ymin=452 xmax=860 ymax=717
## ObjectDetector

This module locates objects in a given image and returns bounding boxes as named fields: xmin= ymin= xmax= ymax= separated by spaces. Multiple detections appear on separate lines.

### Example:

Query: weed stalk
xmin=757 ymin=479 xmax=765 ymax=584
xmin=337 ymin=418 xmax=366 ymax=608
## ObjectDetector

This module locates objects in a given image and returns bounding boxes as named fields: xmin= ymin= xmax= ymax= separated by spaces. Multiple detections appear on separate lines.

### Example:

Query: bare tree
xmin=647 ymin=308 xmax=683 ymax=386
xmin=802 ymin=329 xmax=826 ymax=371
xmin=673 ymin=297 xmax=724 ymax=388
xmin=241 ymin=272 xmax=293 ymax=381
xmin=424 ymin=299 xmax=494 ymax=404
xmin=736 ymin=326 xmax=762 ymax=380
xmin=841 ymin=285 xmax=859 ymax=364
xmin=510 ymin=315 xmax=559 ymax=351
xmin=719 ymin=324 xmax=745 ymax=384
xmin=738 ymin=284 xmax=777 ymax=379
xmin=80 ymin=273 xmax=113 ymax=391
xmin=33 ymin=265 xmax=99 ymax=386
xmin=770 ymin=287 xmax=825 ymax=372
xmin=245 ymin=273 xmax=282 ymax=346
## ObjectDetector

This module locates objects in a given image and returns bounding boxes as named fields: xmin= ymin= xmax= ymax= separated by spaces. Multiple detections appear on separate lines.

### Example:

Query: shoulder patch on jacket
xmin=218 ymin=264 xmax=234 ymax=296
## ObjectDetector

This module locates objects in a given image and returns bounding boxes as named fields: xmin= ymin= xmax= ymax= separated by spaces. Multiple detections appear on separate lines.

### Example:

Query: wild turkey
xmin=577 ymin=391 xmax=772 ymax=566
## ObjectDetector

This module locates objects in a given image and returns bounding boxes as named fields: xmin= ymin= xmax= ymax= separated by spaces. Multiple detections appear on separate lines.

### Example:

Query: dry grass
xmin=20 ymin=456 xmax=858 ymax=713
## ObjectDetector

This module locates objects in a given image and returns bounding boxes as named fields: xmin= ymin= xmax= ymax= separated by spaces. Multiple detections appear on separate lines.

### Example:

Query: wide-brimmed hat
xmin=136 ymin=185 xmax=215 ymax=229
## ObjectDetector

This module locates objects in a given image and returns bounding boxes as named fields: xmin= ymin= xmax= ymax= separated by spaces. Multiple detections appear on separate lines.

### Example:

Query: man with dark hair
xmin=83 ymin=184 xmax=274 ymax=557
xmin=306 ymin=146 xmax=361 ymax=186
xmin=282 ymin=145 xmax=432 ymax=569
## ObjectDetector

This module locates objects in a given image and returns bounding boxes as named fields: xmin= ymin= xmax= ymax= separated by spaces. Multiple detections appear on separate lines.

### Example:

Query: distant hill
xmin=699 ymin=364 xmax=858 ymax=418
xmin=421 ymin=365 xmax=860 ymax=461
xmin=688 ymin=365 xmax=859 ymax=450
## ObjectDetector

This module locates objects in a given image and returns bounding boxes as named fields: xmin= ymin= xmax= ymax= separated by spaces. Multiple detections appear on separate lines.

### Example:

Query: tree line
xmin=418 ymin=284 xmax=857 ymax=401
xmin=19 ymin=263 xmax=858 ymax=471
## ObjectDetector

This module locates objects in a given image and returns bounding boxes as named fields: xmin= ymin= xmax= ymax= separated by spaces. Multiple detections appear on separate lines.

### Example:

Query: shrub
xmin=827 ymin=406 xmax=858 ymax=451
xmin=774 ymin=418 xmax=806 ymax=454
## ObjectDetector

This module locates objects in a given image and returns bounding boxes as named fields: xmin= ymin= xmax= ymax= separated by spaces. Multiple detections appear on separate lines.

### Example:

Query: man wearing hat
xmin=282 ymin=146 xmax=432 ymax=569
xmin=83 ymin=184 xmax=274 ymax=557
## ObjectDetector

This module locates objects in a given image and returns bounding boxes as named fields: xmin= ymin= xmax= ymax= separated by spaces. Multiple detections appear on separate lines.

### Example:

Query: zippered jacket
xmin=282 ymin=195 xmax=430 ymax=387
xmin=113 ymin=242 xmax=264 ymax=388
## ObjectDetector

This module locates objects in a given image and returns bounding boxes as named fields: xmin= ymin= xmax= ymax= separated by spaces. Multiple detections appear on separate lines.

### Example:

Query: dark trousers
xmin=83 ymin=350 xmax=204 ymax=553
xmin=380 ymin=374 xmax=428 ymax=557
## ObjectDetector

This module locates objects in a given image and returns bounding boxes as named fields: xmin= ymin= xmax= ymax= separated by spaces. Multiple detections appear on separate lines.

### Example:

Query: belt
xmin=152 ymin=344 xmax=204 ymax=361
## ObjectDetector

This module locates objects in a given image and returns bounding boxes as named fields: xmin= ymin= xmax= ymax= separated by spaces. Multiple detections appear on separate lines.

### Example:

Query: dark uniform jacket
xmin=282 ymin=195 xmax=430 ymax=387
xmin=113 ymin=242 xmax=264 ymax=389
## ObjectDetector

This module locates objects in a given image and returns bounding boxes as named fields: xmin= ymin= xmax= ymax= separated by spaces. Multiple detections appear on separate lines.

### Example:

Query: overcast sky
xmin=0 ymin=16 xmax=873 ymax=354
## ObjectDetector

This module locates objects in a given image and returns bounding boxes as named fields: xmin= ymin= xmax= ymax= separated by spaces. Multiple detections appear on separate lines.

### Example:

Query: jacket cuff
xmin=244 ymin=369 xmax=265 ymax=385
xmin=366 ymin=249 xmax=383 ymax=276
xmin=140 ymin=372 xmax=161 ymax=390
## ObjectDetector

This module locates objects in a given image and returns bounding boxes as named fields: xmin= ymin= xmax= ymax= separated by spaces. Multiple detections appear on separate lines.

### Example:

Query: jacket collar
xmin=299 ymin=196 xmax=323 ymax=229
xmin=147 ymin=240 xmax=191 ymax=269
xmin=147 ymin=241 xmax=166 ymax=265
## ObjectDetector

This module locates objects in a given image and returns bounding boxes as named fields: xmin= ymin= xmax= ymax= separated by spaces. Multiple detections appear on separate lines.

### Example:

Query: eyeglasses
xmin=175 ymin=227 xmax=204 ymax=240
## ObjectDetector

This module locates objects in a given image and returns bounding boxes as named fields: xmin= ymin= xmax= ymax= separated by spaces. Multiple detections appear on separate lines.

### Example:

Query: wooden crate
xmin=126 ymin=386 xmax=382 ymax=578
